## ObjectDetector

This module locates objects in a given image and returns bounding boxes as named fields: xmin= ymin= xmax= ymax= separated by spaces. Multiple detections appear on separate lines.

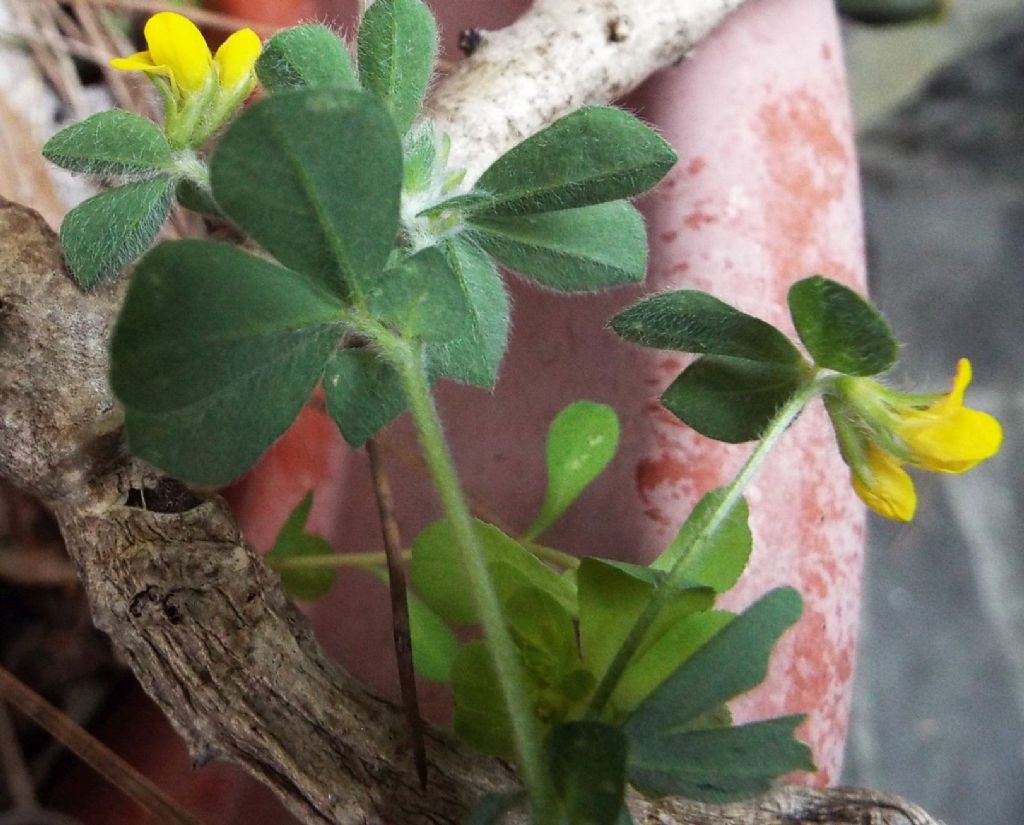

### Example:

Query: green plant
xmin=42 ymin=5 xmax=1001 ymax=824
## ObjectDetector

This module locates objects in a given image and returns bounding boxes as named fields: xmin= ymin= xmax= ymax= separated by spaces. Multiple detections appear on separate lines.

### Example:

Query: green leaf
xmin=652 ymin=489 xmax=752 ymax=592
xmin=463 ymin=792 xmax=527 ymax=825
xmin=577 ymin=559 xmax=714 ymax=694
xmin=787 ymin=275 xmax=898 ymax=376
xmin=410 ymin=519 xmax=576 ymax=626
xmin=469 ymin=106 xmax=677 ymax=216
xmin=525 ymin=401 xmax=620 ymax=539
xmin=60 ymin=176 xmax=174 ymax=287
xmin=323 ymin=348 xmax=406 ymax=448
xmin=369 ymin=567 xmax=459 ymax=682
xmin=210 ymin=88 xmax=402 ymax=299
xmin=357 ymin=0 xmax=438 ymax=133
xmin=451 ymin=641 xmax=517 ymax=758
xmin=426 ymin=239 xmax=510 ymax=388
xmin=628 ymin=716 xmax=814 ymax=802
xmin=660 ymin=356 xmax=807 ymax=444
xmin=610 ymin=291 xmax=803 ymax=364
xmin=403 ymin=123 xmax=438 ymax=194
xmin=111 ymin=240 xmax=344 ymax=484
xmin=546 ymin=722 xmax=627 ymax=825
xmin=175 ymin=178 xmax=221 ymax=218
xmin=624 ymin=588 xmax=803 ymax=737
xmin=43 ymin=109 xmax=173 ymax=176
xmin=266 ymin=492 xmax=336 ymax=601
xmin=256 ymin=24 xmax=358 ymax=92
xmin=368 ymin=246 xmax=475 ymax=341
xmin=468 ymin=201 xmax=647 ymax=293
xmin=505 ymin=587 xmax=579 ymax=685
xmin=612 ymin=610 xmax=734 ymax=716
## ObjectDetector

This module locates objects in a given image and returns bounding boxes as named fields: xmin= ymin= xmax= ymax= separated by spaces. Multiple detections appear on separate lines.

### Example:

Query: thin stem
xmin=381 ymin=334 xmax=556 ymax=820
xmin=365 ymin=438 xmax=428 ymax=788
xmin=266 ymin=543 xmax=578 ymax=572
xmin=267 ymin=550 xmax=402 ymax=571
xmin=586 ymin=380 xmax=823 ymax=718
xmin=523 ymin=541 xmax=580 ymax=571
xmin=0 ymin=666 xmax=207 ymax=825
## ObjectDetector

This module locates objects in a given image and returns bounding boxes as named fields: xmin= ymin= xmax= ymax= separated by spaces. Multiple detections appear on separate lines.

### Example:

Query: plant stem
xmin=586 ymin=380 xmax=823 ymax=718
xmin=365 ymin=438 xmax=428 ymax=788
xmin=267 ymin=550 xmax=406 ymax=571
xmin=523 ymin=541 xmax=580 ymax=571
xmin=382 ymin=335 xmax=556 ymax=820
xmin=267 ymin=543 xmax=578 ymax=572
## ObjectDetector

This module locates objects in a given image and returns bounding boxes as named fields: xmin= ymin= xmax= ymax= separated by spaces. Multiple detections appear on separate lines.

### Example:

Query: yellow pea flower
xmin=109 ymin=12 xmax=260 ymax=148
xmin=892 ymin=359 xmax=1003 ymax=473
xmin=110 ymin=12 xmax=213 ymax=95
xmin=829 ymin=358 xmax=1002 ymax=522
xmin=851 ymin=444 xmax=917 ymax=522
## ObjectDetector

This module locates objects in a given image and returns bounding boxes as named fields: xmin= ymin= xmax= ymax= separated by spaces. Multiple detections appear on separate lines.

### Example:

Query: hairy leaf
xmin=211 ymin=88 xmax=401 ymax=299
xmin=470 ymin=106 xmax=677 ymax=215
xmin=788 ymin=275 xmax=898 ymax=376
xmin=43 ymin=109 xmax=172 ymax=176
xmin=661 ymin=356 xmax=807 ymax=443
xmin=256 ymin=24 xmax=358 ymax=92
xmin=111 ymin=241 xmax=344 ymax=484
xmin=468 ymin=201 xmax=647 ymax=292
xmin=60 ymin=176 xmax=174 ymax=287
xmin=610 ymin=290 xmax=802 ymax=364
xmin=357 ymin=0 xmax=437 ymax=133
xmin=323 ymin=348 xmax=406 ymax=448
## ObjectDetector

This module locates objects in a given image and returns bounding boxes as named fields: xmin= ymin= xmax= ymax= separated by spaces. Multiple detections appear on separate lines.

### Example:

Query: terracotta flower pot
xmin=55 ymin=1 xmax=867 ymax=820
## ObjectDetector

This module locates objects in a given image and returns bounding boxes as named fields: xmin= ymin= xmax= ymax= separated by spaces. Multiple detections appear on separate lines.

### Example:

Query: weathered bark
xmin=0 ymin=1 xmax=945 ymax=823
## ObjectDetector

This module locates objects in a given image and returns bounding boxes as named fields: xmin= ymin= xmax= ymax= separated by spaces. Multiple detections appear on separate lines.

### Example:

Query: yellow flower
xmin=830 ymin=357 xmax=1002 ymax=522
xmin=851 ymin=444 xmax=917 ymax=522
xmin=214 ymin=28 xmax=263 ymax=93
xmin=110 ymin=12 xmax=213 ymax=95
xmin=110 ymin=12 xmax=260 ymax=96
xmin=893 ymin=358 xmax=1003 ymax=473
xmin=109 ymin=12 xmax=261 ymax=147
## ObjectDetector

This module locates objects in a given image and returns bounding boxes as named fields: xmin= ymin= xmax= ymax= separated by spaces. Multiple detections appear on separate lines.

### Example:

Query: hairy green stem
xmin=376 ymin=333 xmax=556 ymax=819
xmin=586 ymin=380 xmax=823 ymax=717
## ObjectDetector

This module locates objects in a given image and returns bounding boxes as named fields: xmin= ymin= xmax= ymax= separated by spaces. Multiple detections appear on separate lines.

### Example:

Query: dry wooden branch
xmin=0 ymin=1 xmax=946 ymax=823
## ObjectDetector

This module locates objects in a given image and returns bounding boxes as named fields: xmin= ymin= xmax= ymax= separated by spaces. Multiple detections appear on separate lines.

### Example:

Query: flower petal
xmin=144 ymin=11 xmax=212 ymax=93
xmin=901 ymin=407 xmax=1003 ymax=473
xmin=109 ymin=50 xmax=166 ymax=75
xmin=214 ymin=28 xmax=262 ymax=91
xmin=852 ymin=446 xmax=917 ymax=521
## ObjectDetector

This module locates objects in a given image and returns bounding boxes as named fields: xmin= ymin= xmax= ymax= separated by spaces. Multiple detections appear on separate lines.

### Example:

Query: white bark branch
xmin=426 ymin=0 xmax=750 ymax=178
